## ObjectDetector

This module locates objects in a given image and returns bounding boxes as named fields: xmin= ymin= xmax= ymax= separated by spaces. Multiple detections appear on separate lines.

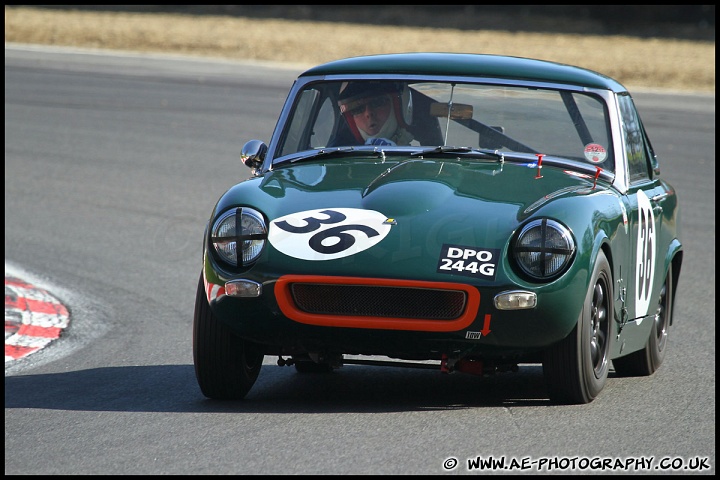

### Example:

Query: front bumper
xmin=203 ymin=272 xmax=584 ymax=360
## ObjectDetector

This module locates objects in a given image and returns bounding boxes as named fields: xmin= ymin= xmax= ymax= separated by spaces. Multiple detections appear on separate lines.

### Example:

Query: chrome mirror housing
xmin=241 ymin=140 xmax=267 ymax=172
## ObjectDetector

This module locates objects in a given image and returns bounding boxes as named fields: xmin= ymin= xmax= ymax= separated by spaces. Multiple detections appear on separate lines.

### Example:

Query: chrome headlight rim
xmin=513 ymin=218 xmax=576 ymax=281
xmin=211 ymin=207 xmax=267 ymax=268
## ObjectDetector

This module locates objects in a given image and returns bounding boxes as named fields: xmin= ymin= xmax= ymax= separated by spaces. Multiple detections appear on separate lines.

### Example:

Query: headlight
xmin=211 ymin=207 xmax=267 ymax=267
xmin=513 ymin=219 xmax=575 ymax=280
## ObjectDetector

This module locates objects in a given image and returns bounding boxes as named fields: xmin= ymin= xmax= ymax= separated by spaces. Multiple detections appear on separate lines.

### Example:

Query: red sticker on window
xmin=584 ymin=143 xmax=607 ymax=163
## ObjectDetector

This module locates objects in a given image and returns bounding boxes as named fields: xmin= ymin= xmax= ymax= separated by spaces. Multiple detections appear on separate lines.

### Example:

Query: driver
xmin=335 ymin=81 xmax=414 ymax=146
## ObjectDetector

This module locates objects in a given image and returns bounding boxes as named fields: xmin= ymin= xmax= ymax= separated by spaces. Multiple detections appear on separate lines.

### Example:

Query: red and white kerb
xmin=5 ymin=276 xmax=70 ymax=362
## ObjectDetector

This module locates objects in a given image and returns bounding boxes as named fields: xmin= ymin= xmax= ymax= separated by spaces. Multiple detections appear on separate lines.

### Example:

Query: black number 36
xmin=274 ymin=209 xmax=380 ymax=254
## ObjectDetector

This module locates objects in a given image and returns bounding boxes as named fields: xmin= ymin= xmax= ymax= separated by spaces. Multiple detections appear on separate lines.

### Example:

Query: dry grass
xmin=4 ymin=6 xmax=715 ymax=93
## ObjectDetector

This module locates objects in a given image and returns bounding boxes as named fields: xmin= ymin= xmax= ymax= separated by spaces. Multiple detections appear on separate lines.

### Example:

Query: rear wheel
xmin=613 ymin=265 xmax=672 ymax=376
xmin=193 ymin=273 xmax=263 ymax=400
xmin=543 ymin=251 xmax=612 ymax=404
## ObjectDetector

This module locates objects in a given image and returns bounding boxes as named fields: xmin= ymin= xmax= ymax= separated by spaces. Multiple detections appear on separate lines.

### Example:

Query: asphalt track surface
xmin=4 ymin=45 xmax=715 ymax=475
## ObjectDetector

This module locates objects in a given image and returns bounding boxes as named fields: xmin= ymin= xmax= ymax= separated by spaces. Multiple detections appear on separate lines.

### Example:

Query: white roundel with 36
xmin=268 ymin=208 xmax=392 ymax=261
xmin=635 ymin=190 xmax=656 ymax=318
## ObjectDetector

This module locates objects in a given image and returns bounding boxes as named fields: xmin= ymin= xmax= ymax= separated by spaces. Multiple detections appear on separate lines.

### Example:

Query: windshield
xmin=275 ymin=80 xmax=614 ymax=170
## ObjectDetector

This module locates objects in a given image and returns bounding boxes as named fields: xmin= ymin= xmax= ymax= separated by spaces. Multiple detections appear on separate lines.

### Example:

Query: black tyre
xmin=543 ymin=250 xmax=612 ymax=404
xmin=613 ymin=265 xmax=672 ymax=377
xmin=294 ymin=360 xmax=334 ymax=373
xmin=193 ymin=273 xmax=263 ymax=400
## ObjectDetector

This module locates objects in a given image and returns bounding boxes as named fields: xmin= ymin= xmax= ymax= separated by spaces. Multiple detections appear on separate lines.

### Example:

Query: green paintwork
xmin=199 ymin=53 xmax=682 ymax=366
xmin=300 ymin=53 xmax=627 ymax=92
xmin=204 ymin=155 xmax=656 ymax=354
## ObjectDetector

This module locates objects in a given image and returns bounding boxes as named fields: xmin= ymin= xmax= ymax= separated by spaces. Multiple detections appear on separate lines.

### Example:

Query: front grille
xmin=290 ymin=283 xmax=467 ymax=320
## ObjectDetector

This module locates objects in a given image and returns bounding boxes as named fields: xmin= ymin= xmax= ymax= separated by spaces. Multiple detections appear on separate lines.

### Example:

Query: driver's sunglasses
xmin=348 ymin=96 xmax=391 ymax=116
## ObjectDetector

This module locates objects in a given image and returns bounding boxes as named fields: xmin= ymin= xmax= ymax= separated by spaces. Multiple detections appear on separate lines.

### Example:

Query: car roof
xmin=300 ymin=53 xmax=627 ymax=93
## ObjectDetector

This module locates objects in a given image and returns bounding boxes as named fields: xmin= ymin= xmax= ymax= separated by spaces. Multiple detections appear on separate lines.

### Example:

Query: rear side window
xmin=619 ymin=95 xmax=650 ymax=182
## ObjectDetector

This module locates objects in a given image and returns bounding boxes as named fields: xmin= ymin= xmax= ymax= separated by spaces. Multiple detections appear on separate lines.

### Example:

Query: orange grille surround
xmin=274 ymin=275 xmax=480 ymax=332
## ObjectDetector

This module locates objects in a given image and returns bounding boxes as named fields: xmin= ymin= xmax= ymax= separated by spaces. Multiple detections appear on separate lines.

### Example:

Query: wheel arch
xmin=667 ymin=239 xmax=683 ymax=327
xmin=592 ymin=235 xmax=621 ymax=343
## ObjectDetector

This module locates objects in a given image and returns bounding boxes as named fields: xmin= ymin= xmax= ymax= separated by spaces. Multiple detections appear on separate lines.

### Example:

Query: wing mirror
xmin=241 ymin=140 xmax=268 ymax=172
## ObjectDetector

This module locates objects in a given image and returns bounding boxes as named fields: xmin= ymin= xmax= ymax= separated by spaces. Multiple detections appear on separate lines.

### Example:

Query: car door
xmin=618 ymin=95 xmax=666 ymax=334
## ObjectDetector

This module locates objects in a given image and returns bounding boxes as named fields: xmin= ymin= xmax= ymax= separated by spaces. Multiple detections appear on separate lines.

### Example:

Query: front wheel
xmin=613 ymin=265 xmax=672 ymax=377
xmin=543 ymin=250 xmax=612 ymax=404
xmin=193 ymin=273 xmax=264 ymax=400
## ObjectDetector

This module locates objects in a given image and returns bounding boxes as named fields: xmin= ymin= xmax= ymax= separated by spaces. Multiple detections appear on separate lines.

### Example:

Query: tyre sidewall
xmin=647 ymin=265 xmax=672 ymax=369
xmin=580 ymin=251 xmax=612 ymax=400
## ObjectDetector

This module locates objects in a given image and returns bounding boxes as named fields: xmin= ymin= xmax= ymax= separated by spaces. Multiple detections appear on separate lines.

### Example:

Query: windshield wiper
xmin=410 ymin=146 xmax=505 ymax=161
xmin=275 ymin=147 xmax=386 ymax=166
